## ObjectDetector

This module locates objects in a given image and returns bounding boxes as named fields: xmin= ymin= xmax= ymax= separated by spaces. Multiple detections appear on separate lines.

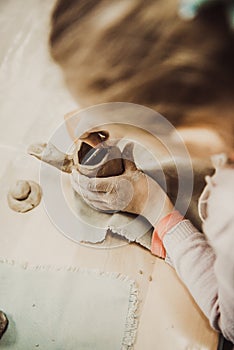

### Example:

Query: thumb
xmin=122 ymin=143 xmax=137 ymax=171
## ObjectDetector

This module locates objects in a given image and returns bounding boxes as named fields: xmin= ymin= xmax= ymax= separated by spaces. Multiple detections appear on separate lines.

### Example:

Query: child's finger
xmin=71 ymin=170 xmax=91 ymax=190
xmin=82 ymin=177 xmax=116 ymax=193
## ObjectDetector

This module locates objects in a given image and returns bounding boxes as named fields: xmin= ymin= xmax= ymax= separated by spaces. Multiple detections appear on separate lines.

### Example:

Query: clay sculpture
xmin=28 ymin=137 xmax=124 ymax=178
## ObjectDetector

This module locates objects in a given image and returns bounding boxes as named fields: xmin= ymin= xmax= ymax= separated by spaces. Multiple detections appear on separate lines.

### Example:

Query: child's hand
xmin=71 ymin=143 xmax=174 ymax=226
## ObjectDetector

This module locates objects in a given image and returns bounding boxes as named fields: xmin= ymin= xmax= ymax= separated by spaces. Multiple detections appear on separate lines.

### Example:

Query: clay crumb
xmin=0 ymin=310 xmax=8 ymax=340
xmin=148 ymin=276 xmax=153 ymax=282
xmin=139 ymin=270 xmax=143 ymax=275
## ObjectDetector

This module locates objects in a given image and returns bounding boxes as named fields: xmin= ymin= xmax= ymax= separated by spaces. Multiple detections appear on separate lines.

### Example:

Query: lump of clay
xmin=7 ymin=180 xmax=42 ymax=213
xmin=28 ymin=142 xmax=74 ymax=173
xmin=0 ymin=311 xmax=8 ymax=340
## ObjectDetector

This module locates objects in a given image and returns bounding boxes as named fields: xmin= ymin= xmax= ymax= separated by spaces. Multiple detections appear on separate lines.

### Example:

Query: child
xmin=71 ymin=149 xmax=234 ymax=343
xmin=49 ymin=0 xmax=234 ymax=343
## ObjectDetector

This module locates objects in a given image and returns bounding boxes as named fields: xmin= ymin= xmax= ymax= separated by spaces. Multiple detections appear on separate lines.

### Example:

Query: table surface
xmin=0 ymin=145 xmax=218 ymax=350
xmin=0 ymin=1 xmax=219 ymax=348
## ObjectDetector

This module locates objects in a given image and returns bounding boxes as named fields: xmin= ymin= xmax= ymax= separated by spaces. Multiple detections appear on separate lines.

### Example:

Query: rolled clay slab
xmin=7 ymin=180 xmax=42 ymax=213
xmin=0 ymin=310 xmax=8 ymax=340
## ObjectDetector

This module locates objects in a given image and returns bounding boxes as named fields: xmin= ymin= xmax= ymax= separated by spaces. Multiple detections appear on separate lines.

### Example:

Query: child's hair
xmin=49 ymin=0 xmax=234 ymax=146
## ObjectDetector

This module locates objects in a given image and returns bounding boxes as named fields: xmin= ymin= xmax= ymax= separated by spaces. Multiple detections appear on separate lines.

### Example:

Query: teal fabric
xmin=0 ymin=261 xmax=137 ymax=350
xmin=179 ymin=0 xmax=234 ymax=28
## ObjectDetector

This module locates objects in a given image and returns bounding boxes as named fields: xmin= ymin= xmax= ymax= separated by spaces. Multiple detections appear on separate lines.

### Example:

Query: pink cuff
xmin=151 ymin=211 xmax=184 ymax=258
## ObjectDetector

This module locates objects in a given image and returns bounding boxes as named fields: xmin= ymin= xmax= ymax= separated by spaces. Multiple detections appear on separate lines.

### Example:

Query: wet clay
xmin=28 ymin=143 xmax=74 ymax=173
xmin=7 ymin=180 xmax=42 ymax=213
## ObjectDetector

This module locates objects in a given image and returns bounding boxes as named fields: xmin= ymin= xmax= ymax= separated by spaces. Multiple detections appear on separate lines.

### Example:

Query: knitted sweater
xmin=163 ymin=159 xmax=234 ymax=343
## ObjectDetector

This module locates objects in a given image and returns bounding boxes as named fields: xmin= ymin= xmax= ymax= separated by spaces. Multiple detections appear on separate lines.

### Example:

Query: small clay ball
xmin=0 ymin=310 xmax=8 ymax=340
xmin=7 ymin=180 xmax=42 ymax=213
xmin=10 ymin=180 xmax=31 ymax=200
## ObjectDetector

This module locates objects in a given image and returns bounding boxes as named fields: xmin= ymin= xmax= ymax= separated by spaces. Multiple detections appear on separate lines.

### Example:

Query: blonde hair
xmin=49 ymin=0 xmax=234 ymax=145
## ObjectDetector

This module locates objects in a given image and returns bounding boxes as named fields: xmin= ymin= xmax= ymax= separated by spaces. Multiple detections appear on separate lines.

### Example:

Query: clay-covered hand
xmin=71 ymin=143 xmax=174 ymax=226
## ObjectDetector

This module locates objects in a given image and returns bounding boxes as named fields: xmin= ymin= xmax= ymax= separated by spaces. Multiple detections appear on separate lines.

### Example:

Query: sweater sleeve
xmin=163 ymin=167 xmax=234 ymax=343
